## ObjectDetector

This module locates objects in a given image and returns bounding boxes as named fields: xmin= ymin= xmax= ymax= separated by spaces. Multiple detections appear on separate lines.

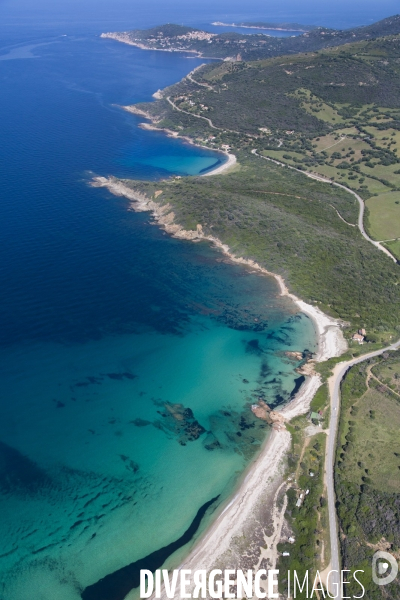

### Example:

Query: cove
xmin=0 ymin=32 xmax=317 ymax=600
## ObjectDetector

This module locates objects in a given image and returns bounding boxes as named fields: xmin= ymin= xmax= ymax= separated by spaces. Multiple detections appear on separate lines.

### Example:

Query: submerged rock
xmin=130 ymin=418 xmax=151 ymax=427
xmin=153 ymin=401 xmax=206 ymax=445
xmin=285 ymin=351 xmax=303 ymax=361
xmin=203 ymin=432 xmax=221 ymax=451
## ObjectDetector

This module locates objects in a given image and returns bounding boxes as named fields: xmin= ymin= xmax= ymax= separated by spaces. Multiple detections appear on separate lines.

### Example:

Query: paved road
xmin=326 ymin=339 xmax=400 ymax=598
xmin=166 ymin=96 xmax=220 ymax=130
xmin=249 ymin=148 xmax=400 ymax=595
xmin=251 ymin=149 xmax=397 ymax=263
xmin=186 ymin=66 xmax=214 ymax=90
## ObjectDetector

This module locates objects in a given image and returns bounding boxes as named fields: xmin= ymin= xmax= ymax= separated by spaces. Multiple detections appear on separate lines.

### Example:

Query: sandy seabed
xmin=91 ymin=175 xmax=347 ymax=597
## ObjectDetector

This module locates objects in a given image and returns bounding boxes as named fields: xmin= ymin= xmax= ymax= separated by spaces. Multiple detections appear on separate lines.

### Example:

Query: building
xmin=352 ymin=333 xmax=364 ymax=344
xmin=310 ymin=411 xmax=321 ymax=422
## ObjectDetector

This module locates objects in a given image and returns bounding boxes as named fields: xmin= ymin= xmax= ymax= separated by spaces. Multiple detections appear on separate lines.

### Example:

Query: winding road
xmin=166 ymin=96 xmax=255 ymax=138
xmin=251 ymin=149 xmax=398 ymax=263
xmin=251 ymin=148 xmax=400 ymax=596
xmin=326 ymin=339 xmax=400 ymax=598
xmin=186 ymin=66 xmax=214 ymax=90
xmin=166 ymin=96 xmax=221 ymax=130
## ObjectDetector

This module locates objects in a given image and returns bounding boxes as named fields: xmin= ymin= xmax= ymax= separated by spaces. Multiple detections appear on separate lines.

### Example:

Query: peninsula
xmin=101 ymin=15 xmax=400 ymax=60
xmin=96 ymin=16 xmax=400 ymax=599
xmin=211 ymin=21 xmax=317 ymax=32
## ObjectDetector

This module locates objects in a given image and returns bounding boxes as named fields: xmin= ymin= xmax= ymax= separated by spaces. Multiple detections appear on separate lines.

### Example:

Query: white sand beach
xmin=122 ymin=105 xmax=236 ymax=176
xmin=91 ymin=175 xmax=348 ymax=595
xmin=201 ymin=152 xmax=237 ymax=176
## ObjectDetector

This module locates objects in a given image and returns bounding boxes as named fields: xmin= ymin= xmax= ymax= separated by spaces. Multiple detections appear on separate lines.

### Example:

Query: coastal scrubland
xmin=278 ymin=421 xmax=329 ymax=597
xmin=117 ymin=150 xmax=400 ymax=341
xmin=101 ymin=21 xmax=400 ymax=595
xmin=131 ymin=34 xmax=400 ymax=261
xmin=102 ymin=15 xmax=400 ymax=61
xmin=335 ymin=351 xmax=400 ymax=598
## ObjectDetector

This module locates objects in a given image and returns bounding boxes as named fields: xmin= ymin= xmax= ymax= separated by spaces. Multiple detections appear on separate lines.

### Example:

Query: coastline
xmin=101 ymin=32 xmax=207 ymax=58
xmin=91 ymin=175 xmax=347 ymax=588
xmin=90 ymin=178 xmax=346 ymax=363
xmin=100 ymin=32 xmax=201 ymax=55
xmin=121 ymin=105 xmax=237 ymax=176
xmin=211 ymin=21 xmax=310 ymax=32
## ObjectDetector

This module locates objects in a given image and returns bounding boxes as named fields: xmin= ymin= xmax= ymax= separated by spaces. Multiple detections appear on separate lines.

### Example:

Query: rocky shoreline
xmin=90 ymin=176 xmax=347 ymax=596
xmin=121 ymin=105 xmax=236 ymax=175
xmin=91 ymin=176 xmax=347 ymax=364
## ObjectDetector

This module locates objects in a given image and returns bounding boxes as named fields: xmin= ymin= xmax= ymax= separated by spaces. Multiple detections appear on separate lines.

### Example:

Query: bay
xmin=0 ymin=27 xmax=317 ymax=600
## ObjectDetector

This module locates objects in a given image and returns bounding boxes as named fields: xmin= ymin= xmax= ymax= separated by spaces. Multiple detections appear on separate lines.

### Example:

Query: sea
xmin=0 ymin=0 xmax=395 ymax=598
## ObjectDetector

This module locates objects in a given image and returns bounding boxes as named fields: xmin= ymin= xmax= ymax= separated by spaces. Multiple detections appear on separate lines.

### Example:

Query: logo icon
xmin=372 ymin=551 xmax=398 ymax=586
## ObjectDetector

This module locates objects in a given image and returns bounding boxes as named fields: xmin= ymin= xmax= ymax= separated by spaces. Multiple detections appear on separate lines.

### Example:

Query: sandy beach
xmin=201 ymin=152 xmax=237 ymax=176
xmin=91 ymin=175 xmax=347 ymax=596
xmin=122 ymin=105 xmax=236 ymax=176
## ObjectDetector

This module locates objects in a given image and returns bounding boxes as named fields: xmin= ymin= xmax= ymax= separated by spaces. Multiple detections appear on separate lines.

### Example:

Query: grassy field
xmin=384 ymin=238 xmax=400 ymax=260
xmin=335 ymin=354 xmax=400 ymax=598
xmin=293 ymin=88 xmax=346 ymax=125
xmin=366 ymin=191 xmax=400 ymax=239
xmin=138 ymin=36 xmax=400 ymax=241
xmin=119 ymin=150 xmax=400 ymax=339
xmin=338 ymin=386 xmax=400 ymax=492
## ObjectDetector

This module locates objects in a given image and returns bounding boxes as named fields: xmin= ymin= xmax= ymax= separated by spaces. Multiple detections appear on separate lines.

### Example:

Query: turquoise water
xmin=126 ymin=154 xmax=221 ymax=175
xmin=0 ymin=23 xmax=317 ymax=600
xmin=1 ymin=308 xmax=316 ymax=599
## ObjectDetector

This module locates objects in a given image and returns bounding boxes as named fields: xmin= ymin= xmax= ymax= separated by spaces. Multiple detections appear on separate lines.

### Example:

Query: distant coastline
xmin=92 ymin=42 xmax=349 ymax=593
xmin=100 ymin=31 xmax=225 ymax=60
xmin=100 ymin=32 xmax=202 ymax=56
xmin=210 ymin=20 xmax=315 ymax=32
xmin=91 ymin=173 xmax=347 ymax=591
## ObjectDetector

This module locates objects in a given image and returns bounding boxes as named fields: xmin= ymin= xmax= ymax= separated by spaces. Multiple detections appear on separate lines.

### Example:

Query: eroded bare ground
xmin=205 ymin=474 xmax=291 ymax=596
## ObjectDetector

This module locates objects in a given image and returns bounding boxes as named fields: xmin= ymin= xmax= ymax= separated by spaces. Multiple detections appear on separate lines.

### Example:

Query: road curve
xmin=250 ymin=148 xmax=400 ymax=597
xmin=251 ymin=150 xmax=397 ymax=263
xmin=166 ymin=97 xmax=255 ymax=138
xmin=326 ymin=338 xmax=400 ymax=598
xmin=166 ymin=96 xmax=219 ymax=129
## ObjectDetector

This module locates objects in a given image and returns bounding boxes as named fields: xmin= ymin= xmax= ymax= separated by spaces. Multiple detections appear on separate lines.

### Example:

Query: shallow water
xmin=0 ymin=29 xmax=317 ymax=600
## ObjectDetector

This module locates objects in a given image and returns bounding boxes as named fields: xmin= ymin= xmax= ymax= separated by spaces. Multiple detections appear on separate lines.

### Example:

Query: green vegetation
xmin=106 ymin=15 xmax=400 ymax=61
xmin=335 ymin=353 xmax=400 ymax=598
xmin=119 ymin=149 xmax=400 ymax=337
xmin=279 ymin=420 xmax=328 ymax=598
xmin=384 ymin=238 xmax=400 ymax=261
xmin=366 ymin=191 xmax=400 ymax=239
xmin=134 ymin=33 xmax=400 ymax=243
xmin=310 ymin=383 xmax=328 ymax=413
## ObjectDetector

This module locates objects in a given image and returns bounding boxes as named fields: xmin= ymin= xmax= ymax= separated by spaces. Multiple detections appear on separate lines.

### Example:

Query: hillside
xmin=211 ymin=21 xmax=317 ymax=32
xmin=132 ymin=34 xmax=400 ymax=258
xmin=109 ymin=153 xmax=400 ymax=338
xmin=100 ymin=24 xmax=400 ymax=591
xmin=335 ymin=353 xmax=400 ymax=598
xmin=101 ymin=15 xmax=400 ymax=60
xmin=113 ymin=33 xmax=400 ymax=340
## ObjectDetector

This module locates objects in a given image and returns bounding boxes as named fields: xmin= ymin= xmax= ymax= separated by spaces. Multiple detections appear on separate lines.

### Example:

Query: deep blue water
xmin=1 ymin=0 xmax=396 ymax=596
xmin=0 ymin=29 xmax=318 ymax=600
xmin=0 ymin=36 xmax=225 ymax=346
